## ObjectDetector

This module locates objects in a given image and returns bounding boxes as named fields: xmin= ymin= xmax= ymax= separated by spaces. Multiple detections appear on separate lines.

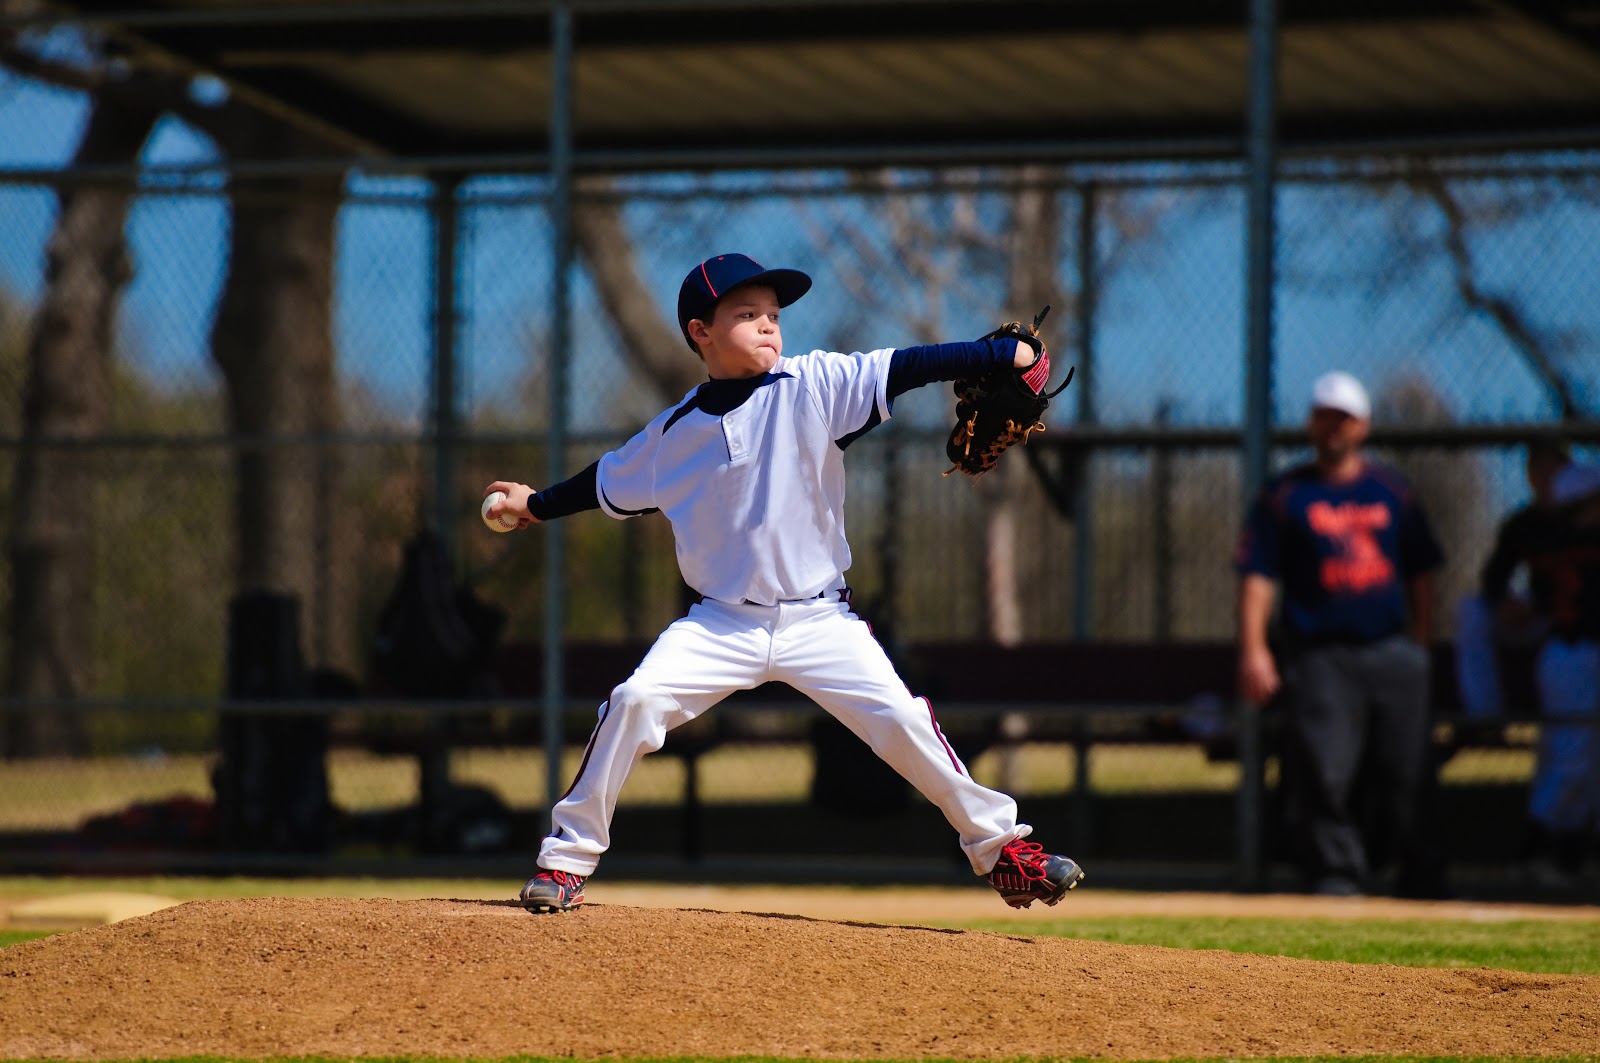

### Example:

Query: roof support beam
xmin=10 ymin=0 xmax=1472 ymax=36
xmin=1471 ymin=1 xmax=1600 ymax=63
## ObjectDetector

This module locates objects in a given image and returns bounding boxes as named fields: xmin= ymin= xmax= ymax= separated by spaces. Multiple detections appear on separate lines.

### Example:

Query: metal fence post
xmin=543 ymin=3 xmax=575 ymax=813
xmin=1072 ymin=181 xmax=1098 ymax=640
xmin=1242 ymin=0 xmax=1279 ymax=507
xmin=1153 ymin=399 xmax=1174 ymax=641
xmin=430 ymin=174 xmax=461 ymax=559
xmin=1237 ymin=0 xmax=1279 ymax=890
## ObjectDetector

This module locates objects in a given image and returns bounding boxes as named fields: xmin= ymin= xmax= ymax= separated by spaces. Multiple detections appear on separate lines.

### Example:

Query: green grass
xmin=0 ymin=929 xmax=54 ymax=947
xmin=951 ymin=915 xmax=1600 ymax=975
xmin=5 ymin=877 xmax=1598 ymax=976
xmin=0 ymin=743 xmax=1542 ymax=832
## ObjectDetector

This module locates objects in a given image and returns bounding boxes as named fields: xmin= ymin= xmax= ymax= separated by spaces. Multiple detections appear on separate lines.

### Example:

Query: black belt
xmin=742 ymin=590 xmax=828 ymax=605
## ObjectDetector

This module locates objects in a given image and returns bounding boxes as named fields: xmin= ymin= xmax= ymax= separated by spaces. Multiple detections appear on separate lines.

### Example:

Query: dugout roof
xmin=40 ymin=0 xmax=1600 ymax=166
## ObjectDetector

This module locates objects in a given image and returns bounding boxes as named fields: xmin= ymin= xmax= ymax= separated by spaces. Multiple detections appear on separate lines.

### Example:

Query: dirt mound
xmin=2 ymin=897 xmax=1595 ymax=1060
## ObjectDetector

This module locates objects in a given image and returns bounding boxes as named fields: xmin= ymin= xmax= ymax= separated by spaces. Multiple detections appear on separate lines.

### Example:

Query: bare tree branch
xmin=572 ymin=178 xmax=704 ymax=403
xmin=0 ymin=41 xmax=103 ymax=92
xmin=0 ymin=36 xmax=328 ymax=160
xmin=1413 ymin=171 xmax=1579 ymax=420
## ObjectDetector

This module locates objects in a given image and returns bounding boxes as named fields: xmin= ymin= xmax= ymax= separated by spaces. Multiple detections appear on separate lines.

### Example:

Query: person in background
xmin=1234 ymin=371 xmax=1446 ymax=897
xmin=1519 ymin=461 xmax=1600 ymax=884
xmin=1453 ymin=437 xmax=1569 ymax=719
xmin=1451 ymin=436 xmax=1590 ymax=885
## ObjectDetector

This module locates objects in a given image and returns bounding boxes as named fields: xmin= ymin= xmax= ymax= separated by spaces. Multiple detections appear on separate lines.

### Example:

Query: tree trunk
xmin=210 ymin=118 xmax=355 ymax=677
xmin=984 ymin=169 xmax=1064 ymax=791
xmin=573 ymin=180 xmax=705 ymax=403
xmin=5 ymin=96 xmax=159 ymax=757
xmin=983 ymin=167 xmax=1061 ymax=646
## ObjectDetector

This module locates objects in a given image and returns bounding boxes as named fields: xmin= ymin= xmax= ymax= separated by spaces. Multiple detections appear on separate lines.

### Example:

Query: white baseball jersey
xmin=594 ymin=348 xmax=892 ymax=605
xmin=539 ymin=346 xmax=1031 ymax=878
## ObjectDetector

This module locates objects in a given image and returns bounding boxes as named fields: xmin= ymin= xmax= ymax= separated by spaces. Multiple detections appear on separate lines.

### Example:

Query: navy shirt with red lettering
xmin=1234 ymin=461 xmax=1445 ymax=644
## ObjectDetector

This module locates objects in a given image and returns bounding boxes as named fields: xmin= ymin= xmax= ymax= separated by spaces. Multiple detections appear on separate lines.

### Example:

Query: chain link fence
xmin=2 ymin=60 xmax=1598 ymax=881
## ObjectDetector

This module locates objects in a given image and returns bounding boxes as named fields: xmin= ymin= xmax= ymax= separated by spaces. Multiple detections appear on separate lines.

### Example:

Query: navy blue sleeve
xmin=528 ymin=461 xmax=601 ymax=521
xmin=886 ymin=339 xmax=1016 ymax=401
xmin=1233 ymin=487 xmax=1282 ymax=579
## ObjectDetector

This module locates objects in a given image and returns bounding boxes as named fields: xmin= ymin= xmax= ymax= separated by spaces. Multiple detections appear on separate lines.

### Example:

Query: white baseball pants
xmin=538 ymin=593 xmax=1030 ymax=877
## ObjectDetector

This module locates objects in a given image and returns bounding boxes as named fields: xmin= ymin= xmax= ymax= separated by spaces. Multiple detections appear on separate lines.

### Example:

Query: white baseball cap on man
xmin=1310 ymin=371 xmax=1371 ymax=420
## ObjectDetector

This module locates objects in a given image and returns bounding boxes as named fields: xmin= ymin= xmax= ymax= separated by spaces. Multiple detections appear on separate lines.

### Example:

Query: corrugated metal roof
xmin=53 ymin=0 xmax=1600 ymax=164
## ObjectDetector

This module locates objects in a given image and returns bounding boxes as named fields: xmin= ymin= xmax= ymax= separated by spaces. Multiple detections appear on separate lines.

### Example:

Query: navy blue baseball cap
xmin=677 ymin=253 xmax=812 ymax=351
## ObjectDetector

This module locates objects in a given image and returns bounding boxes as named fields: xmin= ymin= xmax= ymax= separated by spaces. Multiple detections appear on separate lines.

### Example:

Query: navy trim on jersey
xmin=831 ymin=341 xmax=1011 ymax=451
xmin=662 ymin=393 xmax=702 ymax=436
xmin=664 ymin=371 xmax=795 ymax=436
xmin=835 ymin=401 xmax=882 ymax=451
xmin=700 ymin=371 xmax=793 ymax=414
xmin=600 ymin=483 xmax=659 ymax=517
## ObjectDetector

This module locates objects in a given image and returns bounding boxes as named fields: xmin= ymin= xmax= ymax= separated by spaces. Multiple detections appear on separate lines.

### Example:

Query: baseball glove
xmin=944 ymin=306 xmax=1075 ymax=478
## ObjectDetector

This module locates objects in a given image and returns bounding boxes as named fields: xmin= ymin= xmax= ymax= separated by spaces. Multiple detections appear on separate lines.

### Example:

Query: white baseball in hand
xmin=481 ymin=491 xmax=518 ymax=533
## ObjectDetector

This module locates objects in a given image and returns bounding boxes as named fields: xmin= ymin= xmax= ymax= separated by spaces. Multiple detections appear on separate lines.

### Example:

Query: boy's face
xmin=688 ymin=283 xmax=783 ymax=379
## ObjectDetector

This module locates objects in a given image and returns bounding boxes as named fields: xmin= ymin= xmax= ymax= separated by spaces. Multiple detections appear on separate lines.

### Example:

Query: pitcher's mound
xmin=1 ymin=896 xmax=1594 ymax=1060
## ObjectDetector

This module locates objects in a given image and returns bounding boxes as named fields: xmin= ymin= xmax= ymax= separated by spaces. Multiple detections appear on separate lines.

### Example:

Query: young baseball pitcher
xmin=485 ymin=253 xmax=1084 ymax=912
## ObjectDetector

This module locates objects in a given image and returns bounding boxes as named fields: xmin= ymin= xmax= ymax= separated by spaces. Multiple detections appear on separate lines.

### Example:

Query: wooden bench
xmin=468 ymin=638 xmax=1537 ymax=744
xmin=345 ymin=638 xmax=1543 ymax=860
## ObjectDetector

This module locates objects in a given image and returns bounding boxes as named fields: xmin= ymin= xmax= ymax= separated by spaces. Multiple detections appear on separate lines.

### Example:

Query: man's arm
xmin=1406 ymin=572 xmax=1435 ymax=645
xmin=1237 ymin=573 xmax=1281 ymax=706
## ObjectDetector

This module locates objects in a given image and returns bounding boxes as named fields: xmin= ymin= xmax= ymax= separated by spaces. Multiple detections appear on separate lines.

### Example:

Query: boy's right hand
xmin=484 ymin=481 xmax=538 ymax=527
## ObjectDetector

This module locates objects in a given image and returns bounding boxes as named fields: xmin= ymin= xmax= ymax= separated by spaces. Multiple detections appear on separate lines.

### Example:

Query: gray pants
xmin=1280 ymin=635 xmax=1435 ymax=889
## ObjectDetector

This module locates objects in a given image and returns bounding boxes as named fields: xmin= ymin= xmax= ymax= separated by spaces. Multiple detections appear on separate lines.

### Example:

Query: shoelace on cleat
xmin=998 ymin=840 xmax=1050 ymax=881
xmin=526 ymin=870 xmax=583 ymax=900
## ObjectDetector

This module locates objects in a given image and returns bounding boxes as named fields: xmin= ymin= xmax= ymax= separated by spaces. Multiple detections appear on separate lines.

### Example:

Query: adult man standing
xmin=1234 ymin=371 xmax=1446 ymax=896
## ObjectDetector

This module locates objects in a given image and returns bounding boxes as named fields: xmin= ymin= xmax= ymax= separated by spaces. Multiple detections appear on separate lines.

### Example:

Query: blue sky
xmin=1 ymin=61 xmax=1594 ymax=449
